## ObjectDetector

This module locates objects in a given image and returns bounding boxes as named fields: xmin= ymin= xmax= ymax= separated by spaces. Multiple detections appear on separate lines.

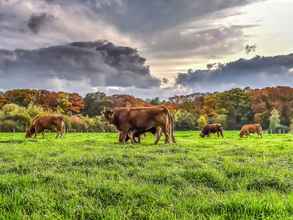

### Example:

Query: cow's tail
xmin=61 ymin=117 xmax=66 ymax=137
xmin=163 ymin=106 xmax=176 ymax=143
xmin=61 ymin=119 xmax=66 ymax=137
xmin=58 ymin=116 xmax=66 ymax=137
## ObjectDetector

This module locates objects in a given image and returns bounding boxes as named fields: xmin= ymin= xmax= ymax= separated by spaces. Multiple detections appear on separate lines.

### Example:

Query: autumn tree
xmin=0 ymin=92 xmax=8 ymax=108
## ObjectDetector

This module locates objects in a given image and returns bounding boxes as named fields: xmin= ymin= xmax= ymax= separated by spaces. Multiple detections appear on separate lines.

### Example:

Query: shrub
xmin=197 ymin=115 xmax=207 ymax=130
xmin=174 ymin=110 xmax=197 ymax=130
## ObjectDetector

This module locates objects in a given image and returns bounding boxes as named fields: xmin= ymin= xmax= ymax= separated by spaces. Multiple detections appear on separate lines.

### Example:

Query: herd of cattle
xmin=24 ymin=106 xmax=263 ymax=143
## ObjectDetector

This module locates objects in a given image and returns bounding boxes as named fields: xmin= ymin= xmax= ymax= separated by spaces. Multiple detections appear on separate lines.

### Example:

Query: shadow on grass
xmin=0 ymin=140 xmax=26 ymax=144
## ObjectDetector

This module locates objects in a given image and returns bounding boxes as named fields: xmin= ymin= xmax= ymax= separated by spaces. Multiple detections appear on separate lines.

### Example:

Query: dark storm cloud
xmin=0 ymin=0 xmax=269 ymax=97
xmin=0 ymin=41 xmax=160 ymax=91
xmin=28 ymin=13 xmax=55 ymax=34
xmin=0 ymin=0 xmax=261 ymax=48
xmin=176 ymin=54 xmax=293 ymax=92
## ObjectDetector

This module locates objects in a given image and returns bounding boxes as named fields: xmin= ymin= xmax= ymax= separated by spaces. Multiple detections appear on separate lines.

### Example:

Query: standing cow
xmin=103 ymin=106 xmax=175 ymax=144
xmin=240 ymin=124 xmax=262 ymax=138
xmin=200 ymin=123 xmax=224 ymax=138
xmin=26 ymin=115 xmax=65 ymax=138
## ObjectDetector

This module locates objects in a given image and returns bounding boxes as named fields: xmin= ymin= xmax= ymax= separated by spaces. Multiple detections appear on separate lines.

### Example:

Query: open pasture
xmin=0 ymin=131 xmax=293 ymax=219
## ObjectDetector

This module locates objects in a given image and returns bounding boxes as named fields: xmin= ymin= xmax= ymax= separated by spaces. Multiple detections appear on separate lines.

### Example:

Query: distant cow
xmin=26 ymin=115 xmax=65 ymax=138
xmin=104 ymin=106 xmax=175 ymax=144
xmin=200 ymin=123 xmax=224 ymax=138
xmin=240 ymin=124 xmax=262 ymax=138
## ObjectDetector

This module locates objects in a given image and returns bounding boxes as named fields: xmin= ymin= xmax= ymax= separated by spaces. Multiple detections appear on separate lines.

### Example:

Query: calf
xmin=240 ymin=124 xmax=262 ymax=138
xmin=200 ymin=123 xmax=224 ymax=138
xmin=122 ymin=127 xmax=158 ymax=144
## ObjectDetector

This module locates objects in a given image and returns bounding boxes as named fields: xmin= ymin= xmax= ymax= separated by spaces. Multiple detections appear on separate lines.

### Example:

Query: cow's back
xmin=113 ymin=107 xmax=168 ymax=129
xmin=33 ymin=115 xmax=62 ymax=129
xmin=241 ymin=124 xmax=261 ymax=133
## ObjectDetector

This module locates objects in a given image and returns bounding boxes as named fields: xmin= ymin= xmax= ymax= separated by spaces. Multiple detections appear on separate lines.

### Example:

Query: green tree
xmin=214 ymin=114 xmax=228 ymax=128
xmin=146 ymin=97 xmax=162 ymax=105
xmin=197 ymin=115 xmax=207 ymax=129
xmin=269 ymin=108 xmax=281 ymax=130
xmin=83 ymin=92 xmax=112 ymax=116
xmin=215 ymin=88 xmax=253 ymax=129
xmin=0 ymin=103 xmax=31 ymax=131
xmin=289 ymin=118 xmax=293 ymax=133
xmin=174 ymin=110 xmax=196 ymax=130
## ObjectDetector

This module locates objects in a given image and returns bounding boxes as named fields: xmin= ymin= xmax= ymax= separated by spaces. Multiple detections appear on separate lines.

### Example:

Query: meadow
xmin=0 ymin=131 xmax=293 ymax=219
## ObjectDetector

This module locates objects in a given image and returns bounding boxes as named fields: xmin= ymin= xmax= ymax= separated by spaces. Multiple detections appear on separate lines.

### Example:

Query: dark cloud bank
xmin=176 ymin=54 xmax=293 ymax=92
xmin=0 ymin=41 xmax=160 ymax=92
xmin=1 ymin=39 xmax=293 ymax=97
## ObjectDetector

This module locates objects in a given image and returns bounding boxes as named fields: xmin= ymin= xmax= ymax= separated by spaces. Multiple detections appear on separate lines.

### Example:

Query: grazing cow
xmin=26 ymin=115 xmax=65 ymax=138
xmin=200 ymin=123 xmax=224 ymax=138
xmin=240 ymin=124 xmax=262 ymax=138
xmin=123 ymin=127 xmax=157 ymax=143
xmin=103 ymin=106 xmax=175 ymax=144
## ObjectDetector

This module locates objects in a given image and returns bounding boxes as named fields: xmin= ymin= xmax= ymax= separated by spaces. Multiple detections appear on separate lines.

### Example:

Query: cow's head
xmin=25 ymin=125 xmax=35 ymax=138
xmin=103 ymin=109 xmax=115 ymax=123
xmin=25 ymin=127 xmax=33 ymax=138
xmin=239 ymin=131 xmax=244 ymax=138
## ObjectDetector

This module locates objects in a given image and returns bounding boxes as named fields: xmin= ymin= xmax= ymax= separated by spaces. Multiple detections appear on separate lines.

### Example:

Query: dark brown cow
xmin=103 ymin=106 xmax=175 ymax=144
xmin=240 ymin=124 xmax=262 ymax=138
xmin=26 ymin=115 xmax=65 ymax=138
xmin=200 ymin=123 xmax=224 ymax=138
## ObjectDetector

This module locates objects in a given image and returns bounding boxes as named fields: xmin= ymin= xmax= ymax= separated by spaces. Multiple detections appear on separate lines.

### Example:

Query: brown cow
xmin=103 ymin=106 xmax=175 ymax=144
xmin=240 ymin=124 xmax=262 ymax=138
xmin=26 ymin=115 xmax=65 ymax=138
xmin=200 ymin=123 xmax=224 ymax=138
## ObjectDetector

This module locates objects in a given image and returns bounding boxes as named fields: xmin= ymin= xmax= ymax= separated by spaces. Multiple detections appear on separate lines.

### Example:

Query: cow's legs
xmin=121 ymin=132 xmax=128 ymax=144
xmin=128 ymin=131 xmax=136 ymax=144
xmin=34 ymin=126 xmax=39 ymax=138
xmin=137 ymin=134 xmax=141 ymax=144
xmin=169 ymin=123 xmax=175 ymax=143
xmin=220 ymin=130 xmax=224 ymax=138
xmin=56 ymin=126 xmax=62 ymax=138
xmin=119 ymin=132 xmax=124 ymax=143
xmin=162 ymin=126 xmax=170 ymax=144
xmin=154 ymin=127 xmax=162 ymax=144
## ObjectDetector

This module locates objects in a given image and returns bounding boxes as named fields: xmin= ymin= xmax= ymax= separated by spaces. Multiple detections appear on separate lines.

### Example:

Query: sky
xmin=0 ymin=0 xmax=293 ymax=98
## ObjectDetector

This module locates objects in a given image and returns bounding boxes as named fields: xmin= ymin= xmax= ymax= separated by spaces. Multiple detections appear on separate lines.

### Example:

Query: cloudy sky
xmin=0 ymin=0 xmax=292 ymax=98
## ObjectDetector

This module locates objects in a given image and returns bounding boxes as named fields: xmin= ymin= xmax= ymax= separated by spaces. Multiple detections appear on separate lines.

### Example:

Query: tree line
xmin=0 ymin=87 xmax=292 ymax=132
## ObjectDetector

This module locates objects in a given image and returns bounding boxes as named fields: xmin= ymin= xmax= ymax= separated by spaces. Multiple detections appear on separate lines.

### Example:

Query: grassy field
xmin=0 ymin=131 xmax=293 ymax=219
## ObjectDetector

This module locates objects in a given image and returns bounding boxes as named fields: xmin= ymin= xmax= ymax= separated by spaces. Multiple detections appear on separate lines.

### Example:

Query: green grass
xmin=0 ymin=131 xmax=293 ymax=219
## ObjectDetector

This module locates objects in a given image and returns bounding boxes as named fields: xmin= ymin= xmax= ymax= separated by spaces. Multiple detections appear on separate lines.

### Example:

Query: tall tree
xmin=269 ymin=108 xmax=281 ymax=130
xmin=83 ymin=92 xmax=112 ymax=116
xmin=215 ymin=88 xmax=253 ymax=129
